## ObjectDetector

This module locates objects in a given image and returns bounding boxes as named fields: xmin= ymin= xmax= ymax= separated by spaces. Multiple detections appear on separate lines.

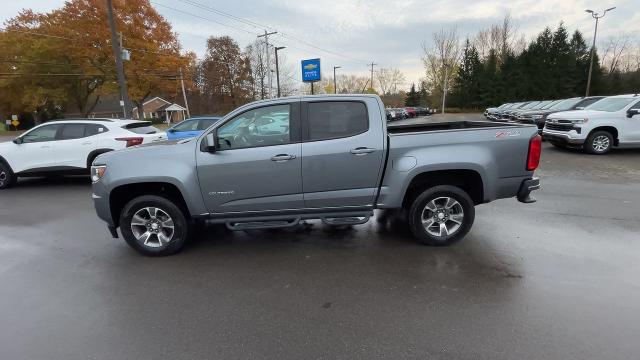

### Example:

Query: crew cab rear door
xmin=301 ymin=98 xmax=385 ymax=208
xmin=196 ymin=101 xmax=303 ymax=213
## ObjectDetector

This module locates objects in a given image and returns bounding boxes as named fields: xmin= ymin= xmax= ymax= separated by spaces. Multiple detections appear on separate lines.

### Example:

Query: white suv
xmin=0 ymin=119 xmax=166 ymax=189
xmin=542 ymin=94 xmax=640 ymax=154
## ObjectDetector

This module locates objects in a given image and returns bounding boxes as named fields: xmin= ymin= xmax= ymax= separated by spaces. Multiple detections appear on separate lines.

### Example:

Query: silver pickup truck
xmin=91 ymin=95 xmax=541 ymax=256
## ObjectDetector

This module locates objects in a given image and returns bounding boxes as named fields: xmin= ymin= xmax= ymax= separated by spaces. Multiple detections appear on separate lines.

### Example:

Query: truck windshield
xmin=584 ymin=97 xmax=636 ymax=112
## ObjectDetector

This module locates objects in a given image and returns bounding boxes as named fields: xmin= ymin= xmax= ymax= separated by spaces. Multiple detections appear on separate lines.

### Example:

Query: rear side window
xmin=307 ymin=102 xmax=368 ymax=141
xmin=124 ymin=122 xmax=159 ymax=134
xmin=59 ymin=124 xmax=86 ymax=140
xmin=85 ymin=124 xmax=107 ymax=137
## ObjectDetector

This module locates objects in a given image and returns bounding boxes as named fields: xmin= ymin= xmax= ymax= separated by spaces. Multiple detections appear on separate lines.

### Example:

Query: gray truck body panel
xmin=92 ymin=95 xmax=538 ymax=229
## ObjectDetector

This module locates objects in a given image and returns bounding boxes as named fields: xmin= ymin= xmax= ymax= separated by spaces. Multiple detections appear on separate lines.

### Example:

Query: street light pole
xmin=274 ymin=46 xmax=285 ymax=97
xmin=333 ymin=66 xmax=341 ymax=94
xmin=106 ymin=0 xmax=131 ymax=118
xmin=585 ymin=7 xmax=616 ymax=97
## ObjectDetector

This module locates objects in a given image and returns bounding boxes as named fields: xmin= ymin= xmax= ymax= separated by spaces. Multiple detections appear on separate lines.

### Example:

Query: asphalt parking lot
xmin=1 ymin=115 xmax=640 ymax=360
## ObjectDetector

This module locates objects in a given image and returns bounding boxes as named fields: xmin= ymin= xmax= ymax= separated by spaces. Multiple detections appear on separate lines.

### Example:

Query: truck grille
xmin=546 ymin=123 xmax=573 ymax=132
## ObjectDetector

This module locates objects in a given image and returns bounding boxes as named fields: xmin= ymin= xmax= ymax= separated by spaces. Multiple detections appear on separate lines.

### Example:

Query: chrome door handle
xmin=82 ymin=141 xmax=92 ymax=145
xmin=350 ymin=147 xmax=375 ymax=155
xmin=41 ymin=145 xmax=51 ymax=149
xmin=271 ymin=154 xmax=296 ymax=161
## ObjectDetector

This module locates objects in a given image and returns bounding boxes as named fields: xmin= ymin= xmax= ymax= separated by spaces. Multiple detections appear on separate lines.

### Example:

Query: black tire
xmin=119 ymin=195 xmax=190 ymax=256
xmin=0 ymin=161 xmax=17 ymax=190
xmin=585 ymin=130 xmax=613 ymax=155
xmin=408 ymin=185 xmax=475 ymax=246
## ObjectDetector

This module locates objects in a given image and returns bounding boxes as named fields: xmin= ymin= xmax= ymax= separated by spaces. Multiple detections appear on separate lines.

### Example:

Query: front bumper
xmin=541 ymin=129 xmax=585 ymax=145
xmin=517 ymin=177 xmax=540 ymax=203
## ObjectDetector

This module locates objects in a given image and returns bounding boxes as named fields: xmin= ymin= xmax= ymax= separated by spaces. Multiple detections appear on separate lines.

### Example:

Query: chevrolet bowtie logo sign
xmin=303 ymin=63 xmax=318 ymax=71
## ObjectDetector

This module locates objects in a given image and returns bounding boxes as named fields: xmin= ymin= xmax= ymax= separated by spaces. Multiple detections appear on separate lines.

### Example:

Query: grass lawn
xmin=0 ymin=129 xmax=23 ymax=137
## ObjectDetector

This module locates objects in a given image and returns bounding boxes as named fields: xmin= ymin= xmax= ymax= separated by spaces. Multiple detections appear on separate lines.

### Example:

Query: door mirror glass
xmin=205 ymin=132 xmax=216 ymax=153
xmin=627 ymin=108 xmax=640 ymax=118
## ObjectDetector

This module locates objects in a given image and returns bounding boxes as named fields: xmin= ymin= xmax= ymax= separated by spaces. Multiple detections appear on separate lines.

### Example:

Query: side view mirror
xmin=167 ymin=129 xmax=175 ymax=133
xmin=205 ymin=132 xmax=216 ymax=153
xmin=12 ymin=137 xmax=23 ymax=144
xmin=627 ymin=108 xmax=640 ymax=118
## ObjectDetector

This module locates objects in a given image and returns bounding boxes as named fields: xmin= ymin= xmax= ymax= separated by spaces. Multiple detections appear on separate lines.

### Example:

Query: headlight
xmin=570 ymin=118 xmax=589 ymax=124
xmin=91 ymin=165 xmax=107 ymax=183
xmin=531 ymin=115 xmax=543 ymax=119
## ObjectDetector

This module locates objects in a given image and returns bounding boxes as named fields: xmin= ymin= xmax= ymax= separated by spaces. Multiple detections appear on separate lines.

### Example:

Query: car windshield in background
xmin=172 ymin=120 xmax=198 ymax=132
xmin=584 ymin=97 xmax=636 ymax=112
xmin=123 ymin=122 xmax=160 ymax=134
xmin=196 ymin=118 xmax=220 ymax=130
xmin=549 ymin=97 xmax=582 ymax=110
xmin=541 ymin=100 xmax=560 ymax=109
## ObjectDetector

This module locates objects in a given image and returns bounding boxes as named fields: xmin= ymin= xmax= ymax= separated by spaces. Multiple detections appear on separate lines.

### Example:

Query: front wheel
xmin=585 ymin=131 xmax=613 ymax=155
xmin=408 ymin=185 xmax=475 ymax=246
xmin=119 ymin=195 xmax=190 ymax=256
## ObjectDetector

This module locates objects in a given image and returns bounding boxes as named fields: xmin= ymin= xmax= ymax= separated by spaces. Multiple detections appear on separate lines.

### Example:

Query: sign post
xmin=301 ymin=58 xmax=321 ymax=95
xmin=11 ymin=115 xmax=19 ymax=131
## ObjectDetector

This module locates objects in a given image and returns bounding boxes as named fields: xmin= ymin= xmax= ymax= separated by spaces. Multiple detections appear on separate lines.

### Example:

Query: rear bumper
xmin=517 ymin=177 xmax=540 ymax=203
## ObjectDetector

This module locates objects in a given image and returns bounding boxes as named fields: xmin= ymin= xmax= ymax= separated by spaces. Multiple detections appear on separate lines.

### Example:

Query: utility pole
xmin=367 ymin=62 xmax=377 ymax=92
xmin=274 ymin=46 xmax=285 ymax=97
xmin=442 ymin=67 xmax=448 ymax=114
xmin=257 ymin=30 xmax=277 ymax=98
xmin=106 ymin=0 xmax=131 ymax=118
xmin=333 ymin=66 xmax=341 ymax=94
xmin=179 ymin=68 xmax=191 ymax=118
xmin=585 ymin=7 xmax=615 ymax=97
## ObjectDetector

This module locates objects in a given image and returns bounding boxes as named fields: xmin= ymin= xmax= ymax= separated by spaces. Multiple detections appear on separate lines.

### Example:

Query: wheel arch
xmin=109 ymin=182 xmax=191 ymax=228
xmin=588 ymin=126 xmax=619 ymax=146
xmin=401 ymin=169 xmax=484 ymax=209
xmin=86 ymin=148 xmax=114 ymax=168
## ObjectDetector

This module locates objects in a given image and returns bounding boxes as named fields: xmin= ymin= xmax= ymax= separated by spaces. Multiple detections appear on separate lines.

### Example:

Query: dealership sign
xmin=301 ymin=58 xmax=321 ymax=83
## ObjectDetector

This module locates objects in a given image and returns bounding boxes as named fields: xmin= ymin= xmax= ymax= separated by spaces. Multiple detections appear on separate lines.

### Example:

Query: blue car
xmin=166 ymin=117 xmax=222 ymax=140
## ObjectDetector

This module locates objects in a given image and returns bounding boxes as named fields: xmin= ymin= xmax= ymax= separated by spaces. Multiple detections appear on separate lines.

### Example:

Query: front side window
xmin=21 ymin=124 xmax=61 ymax=143
xmin=307 ymin=101 xmax=368 ymax=141
xmin=216 ymin=105 xmax=290 ymax=150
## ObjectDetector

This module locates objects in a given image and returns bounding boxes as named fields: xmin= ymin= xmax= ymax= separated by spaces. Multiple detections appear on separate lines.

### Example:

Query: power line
xmin=150 ymin=2 xmax=260 ymax=37
xmin=165 ymin=0 xmax=369 ymax=65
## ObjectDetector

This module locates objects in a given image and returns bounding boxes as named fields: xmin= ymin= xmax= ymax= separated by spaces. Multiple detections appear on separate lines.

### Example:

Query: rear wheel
xmin=0 ymin=161 xmax=17 ymax=190
xmin=585 ymin=131 xmax=613 ymax=155
xmin=408 ymin=185 xmax=475 ymax=246
xmin=119 ymin=195 xmax=190 ymax=256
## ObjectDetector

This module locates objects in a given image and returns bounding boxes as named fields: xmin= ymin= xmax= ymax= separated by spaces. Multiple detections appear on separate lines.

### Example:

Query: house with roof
xmin=132 ymin=97 xmax=188 ymax=123
xmin=64 ymin=95 xmax=187 ymax=123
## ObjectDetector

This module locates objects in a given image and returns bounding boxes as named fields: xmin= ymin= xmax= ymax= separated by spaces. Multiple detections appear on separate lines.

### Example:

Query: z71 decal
xmin=495 ymin=129 xmax=521 ymax=138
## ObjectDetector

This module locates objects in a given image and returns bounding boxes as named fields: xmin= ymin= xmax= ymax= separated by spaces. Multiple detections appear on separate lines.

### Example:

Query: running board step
xmin=226 ymin=218 xmax=300 ymax=231
xmin=321 ymin=216 xmax=370 ymax=226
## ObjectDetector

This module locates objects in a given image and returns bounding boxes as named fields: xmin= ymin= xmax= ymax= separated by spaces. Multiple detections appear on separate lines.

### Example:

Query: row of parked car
xmin=485 ymin=94 xmax=640 ymax=154
xmin=386 ymin=107 xmax=434 ymax=121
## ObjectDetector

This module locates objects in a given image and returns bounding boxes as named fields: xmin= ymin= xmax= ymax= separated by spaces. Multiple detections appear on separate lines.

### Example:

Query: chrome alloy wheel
xmin=0 ymin=170 xmax=6 ymax=187
xmin=592 ymin=135 xmax=610 ymax=153
xmin=421 ymin=197 xmax=464 ymax=237
xmin=130 ymin=207 xmax=175 ymax=248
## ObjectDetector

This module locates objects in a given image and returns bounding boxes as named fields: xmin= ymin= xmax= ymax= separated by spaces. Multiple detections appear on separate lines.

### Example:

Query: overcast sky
xmin=2 ymin=0 xmax=639 ymax=88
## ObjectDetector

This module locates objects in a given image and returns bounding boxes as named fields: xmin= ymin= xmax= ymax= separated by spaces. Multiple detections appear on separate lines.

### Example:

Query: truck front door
xmin=196 ymin=102 xmax=303 ymax=214
xmin=301 ymin=99 xmax=385 ymax=208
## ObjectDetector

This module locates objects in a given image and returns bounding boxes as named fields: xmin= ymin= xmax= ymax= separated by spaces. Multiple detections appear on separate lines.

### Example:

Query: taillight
xmin=527 ymin=135 xmax=542 ymax=171
xmin=116 ymin=137 xmax=143 ymax=147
